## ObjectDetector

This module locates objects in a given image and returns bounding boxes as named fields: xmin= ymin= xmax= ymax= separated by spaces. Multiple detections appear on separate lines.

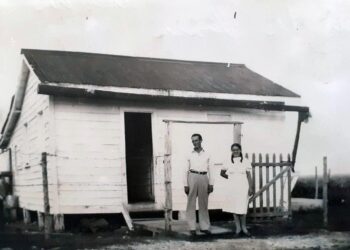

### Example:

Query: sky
xmin=0 ymin=0 xmax=349 ymax=175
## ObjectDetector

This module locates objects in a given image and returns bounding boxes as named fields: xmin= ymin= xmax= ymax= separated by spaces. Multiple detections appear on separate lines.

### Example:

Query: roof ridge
xmin=21 ymin=48 xmax=245 ymax=67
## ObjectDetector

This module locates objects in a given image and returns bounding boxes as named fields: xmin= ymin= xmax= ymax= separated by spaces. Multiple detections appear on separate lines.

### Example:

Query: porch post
xmin=164 ymin=122 xmax=172 ymax=231
xmin=291 ymin=111 xmax=308 ymax=171
xmin=41 ymin=152 xmax=53 ymax=238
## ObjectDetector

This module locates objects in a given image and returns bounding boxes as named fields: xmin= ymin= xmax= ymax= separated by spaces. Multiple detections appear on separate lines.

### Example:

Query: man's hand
xmin=208 ymin=185 xmax=213 ymax=194
xmin=184 ymin=186 xmax=189 ymax=195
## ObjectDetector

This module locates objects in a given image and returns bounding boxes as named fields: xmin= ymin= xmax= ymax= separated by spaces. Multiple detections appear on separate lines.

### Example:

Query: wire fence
xmin=11 ymin=151 xmax=170 ymax=189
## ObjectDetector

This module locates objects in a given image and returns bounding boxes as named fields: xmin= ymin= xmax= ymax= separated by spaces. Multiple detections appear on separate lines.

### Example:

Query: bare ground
xmin=84 ymin=231 xmax=350 ymax=250
xmin=1 ymin=230 xmax=349 ymax=250
xmin=1 ymin=223 xmax=350 ymax=250
xmin=1 ymin=206 xmax=350 ymax=249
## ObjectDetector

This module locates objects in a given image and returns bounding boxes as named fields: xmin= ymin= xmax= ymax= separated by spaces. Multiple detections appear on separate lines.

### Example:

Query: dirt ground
xmin=89 ymin=232 xmax=350 ymax=250
xmin=2 ymin=229 xmax=349 ymax=250
xmin=1 ymin=227 xmax=350 ymax=250
xmin=1 ymin=207 xmax=350 ymax=250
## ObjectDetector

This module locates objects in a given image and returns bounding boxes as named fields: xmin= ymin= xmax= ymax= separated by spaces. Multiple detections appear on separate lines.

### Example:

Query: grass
xmin=292 ymin=174 xmax=350 ymax=231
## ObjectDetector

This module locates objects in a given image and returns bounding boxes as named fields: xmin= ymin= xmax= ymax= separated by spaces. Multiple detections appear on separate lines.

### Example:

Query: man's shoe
xmin=190 ymin=230 xmax=196 ymax=236
xmin=200 ymin=230 xmax=212 ymax=235
xmin=233 ymin=231 xmax=242 ymax=238
xmin=242 ymin=230 xmax=252 ymax=238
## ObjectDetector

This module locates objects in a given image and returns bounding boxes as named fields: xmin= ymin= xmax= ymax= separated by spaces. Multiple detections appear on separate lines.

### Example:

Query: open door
xmin=124 ymin=112 xmax=154 ymax=203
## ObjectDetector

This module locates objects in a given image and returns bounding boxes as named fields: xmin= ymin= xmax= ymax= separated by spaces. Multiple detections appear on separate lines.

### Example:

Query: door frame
xmin=120 ymin=107 xmax=156 ymax=205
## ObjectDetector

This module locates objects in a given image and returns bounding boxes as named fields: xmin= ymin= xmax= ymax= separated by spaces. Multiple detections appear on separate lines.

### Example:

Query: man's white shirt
xmin=183 ymin=149 xmax=214 ymax=186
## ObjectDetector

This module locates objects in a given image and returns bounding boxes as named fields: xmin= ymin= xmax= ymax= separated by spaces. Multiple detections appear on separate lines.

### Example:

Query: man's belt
xmin=189 ymin=169 xmax=207 ymax=175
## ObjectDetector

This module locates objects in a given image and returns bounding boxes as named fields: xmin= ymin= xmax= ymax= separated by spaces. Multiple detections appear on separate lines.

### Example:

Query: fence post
xmin=41 ymin=152 xmax=53 ymax=238
xmin=272 ymin=154 xmax=277 ymax=215
xmin=265 ymin=154 xmax=270 ymax=218
xmin=287 ymin=165 xmax=292 ymax=218
xmin=323 ymin=157 xmax=328 ymax=227
xmin=164 ymin=122 xmax=172 ymax=232
xmin=279 ymin=154 xmax=284 ymax=209
xmin=258 ymin=154 xmax=263 ymax=216
xmin=315 ymin=166 xmax=319 ymax=199
xmin=252 ymin=154 xmax=256 ymax=220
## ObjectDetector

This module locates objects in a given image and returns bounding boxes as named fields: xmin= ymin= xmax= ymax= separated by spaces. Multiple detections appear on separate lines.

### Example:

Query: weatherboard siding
xmin=9 ymin=65 xmax=50 ymax=213
xmin=52 ymin=96 xmax=297 ymax=214
xmin=53 ymin=97 xmax=123 ymax=214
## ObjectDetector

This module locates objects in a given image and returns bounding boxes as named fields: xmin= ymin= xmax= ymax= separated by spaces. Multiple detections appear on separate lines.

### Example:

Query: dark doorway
xmin=124 ymin=112 xmax=154 ymax=203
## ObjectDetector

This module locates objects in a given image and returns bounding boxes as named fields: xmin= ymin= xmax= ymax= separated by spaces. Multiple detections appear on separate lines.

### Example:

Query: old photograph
xmin=0 ymin=1 xmax=349 ymax=249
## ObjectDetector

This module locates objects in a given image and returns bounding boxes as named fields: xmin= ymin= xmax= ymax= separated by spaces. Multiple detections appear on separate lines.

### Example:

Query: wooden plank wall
xmin=9 ymin=65 xmax=50 ymax=212
xmin=45 ymin=97 xmax=295 ymax=214
xmin=53 ymin=97 xmax=123 ymax=214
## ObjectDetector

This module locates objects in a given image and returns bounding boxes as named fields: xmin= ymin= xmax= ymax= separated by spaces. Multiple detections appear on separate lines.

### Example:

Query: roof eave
xmin=37 ymin=83 xmax=309 ymax=113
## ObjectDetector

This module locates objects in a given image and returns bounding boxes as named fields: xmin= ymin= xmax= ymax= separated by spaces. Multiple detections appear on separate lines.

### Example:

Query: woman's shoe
xmin=200 ymin=230 xmax=212 ymax=235
xmin=242 ymin=231 xmax=252 ymax=238
xmin=190 ymin=230 xmax=197 ymax=236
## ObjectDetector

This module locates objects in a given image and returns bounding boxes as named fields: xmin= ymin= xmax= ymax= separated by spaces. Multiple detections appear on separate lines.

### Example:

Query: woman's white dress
xmin=222 ymin=159 xmax=252 ymax=215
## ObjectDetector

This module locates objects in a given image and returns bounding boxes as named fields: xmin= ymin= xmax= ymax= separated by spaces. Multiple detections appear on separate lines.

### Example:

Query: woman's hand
xmin=208 ymin=185 xmax=214 ymax=194
xmin=248 ymin=187 xmax=254 ymax=196
xmin=220 ymin=170 xmax=228 ymax=179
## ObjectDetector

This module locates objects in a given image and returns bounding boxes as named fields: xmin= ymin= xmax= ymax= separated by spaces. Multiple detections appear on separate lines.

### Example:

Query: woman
xmin=220 ymin=143 xmax=253 ymax=237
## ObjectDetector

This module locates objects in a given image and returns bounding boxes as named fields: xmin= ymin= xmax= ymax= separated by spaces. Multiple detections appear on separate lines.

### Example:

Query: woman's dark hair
xmin=231 ymin=143 xmax=243 ymax=163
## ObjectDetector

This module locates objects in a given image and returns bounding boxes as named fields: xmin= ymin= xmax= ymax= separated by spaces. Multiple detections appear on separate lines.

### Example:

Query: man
xmin=184 ymin=133 xmax=213 ymax=236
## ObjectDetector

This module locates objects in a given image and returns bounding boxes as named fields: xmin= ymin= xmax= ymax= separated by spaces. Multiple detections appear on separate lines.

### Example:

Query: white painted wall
xmin=52 ymin=96 xmax=298 ymax=214
xmin=0 ymin=149 xmax=11 ymax=172
xmin=53 ymin=97 xmax=123 ymax=214
xmin=8 ymin=63 xmax=51 ymax=212
xmin=0 ymin=0 xmax=349 ymax=176
xmin=169 ymin=110 xmax=297 ymax=211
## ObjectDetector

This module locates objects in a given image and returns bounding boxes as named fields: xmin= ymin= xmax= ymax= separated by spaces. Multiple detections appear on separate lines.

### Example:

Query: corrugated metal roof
xmin=22 ymin=49 xmax=299 ymax=97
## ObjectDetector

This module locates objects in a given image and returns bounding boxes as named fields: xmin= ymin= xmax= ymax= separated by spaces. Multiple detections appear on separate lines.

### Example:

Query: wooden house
xmin=0 ymin=49 xmax=309 ymax=231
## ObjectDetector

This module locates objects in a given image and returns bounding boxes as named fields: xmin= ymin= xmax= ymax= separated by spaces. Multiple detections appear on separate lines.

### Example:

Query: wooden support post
xmin=291 ymin=112 xmax=305 ymax=172
xmin=315 ymin=166 xmax=319 ymax=199
xmin=9 ymin=208 xmax=17 ymax=222
xmin=258 ymin=154 xmax=263 ymax=214
xmin=41 ymin=152 xmax=52 ymax=238
xmin=38 ymin=212 xmax=44 ymax=230
xmin=323 ymin=157 xmax=328 ymax=227
xmin=272 ymin=154 xmax=277 ymax=214
xmin=265 ymin=154 xmax=270 ymax=218
xmin=164 ymin=122 xmax=172 ymax=232
xmin=0 ymin=205 xmax=6 ymax=228
xmin=279 ymin=154 xmax=284 ymax=209
xmin=53 ymin=214 xmax=65 ymax=232
xmin=252 ymin=154 xmax=256 ymax=220
xmin=287 ymin=166 xmax=292 ymax=217
xmin=44 ymin=215 xmax=53 ymax=238
xmin=23 ymin=209 xmax=31 ymax=224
